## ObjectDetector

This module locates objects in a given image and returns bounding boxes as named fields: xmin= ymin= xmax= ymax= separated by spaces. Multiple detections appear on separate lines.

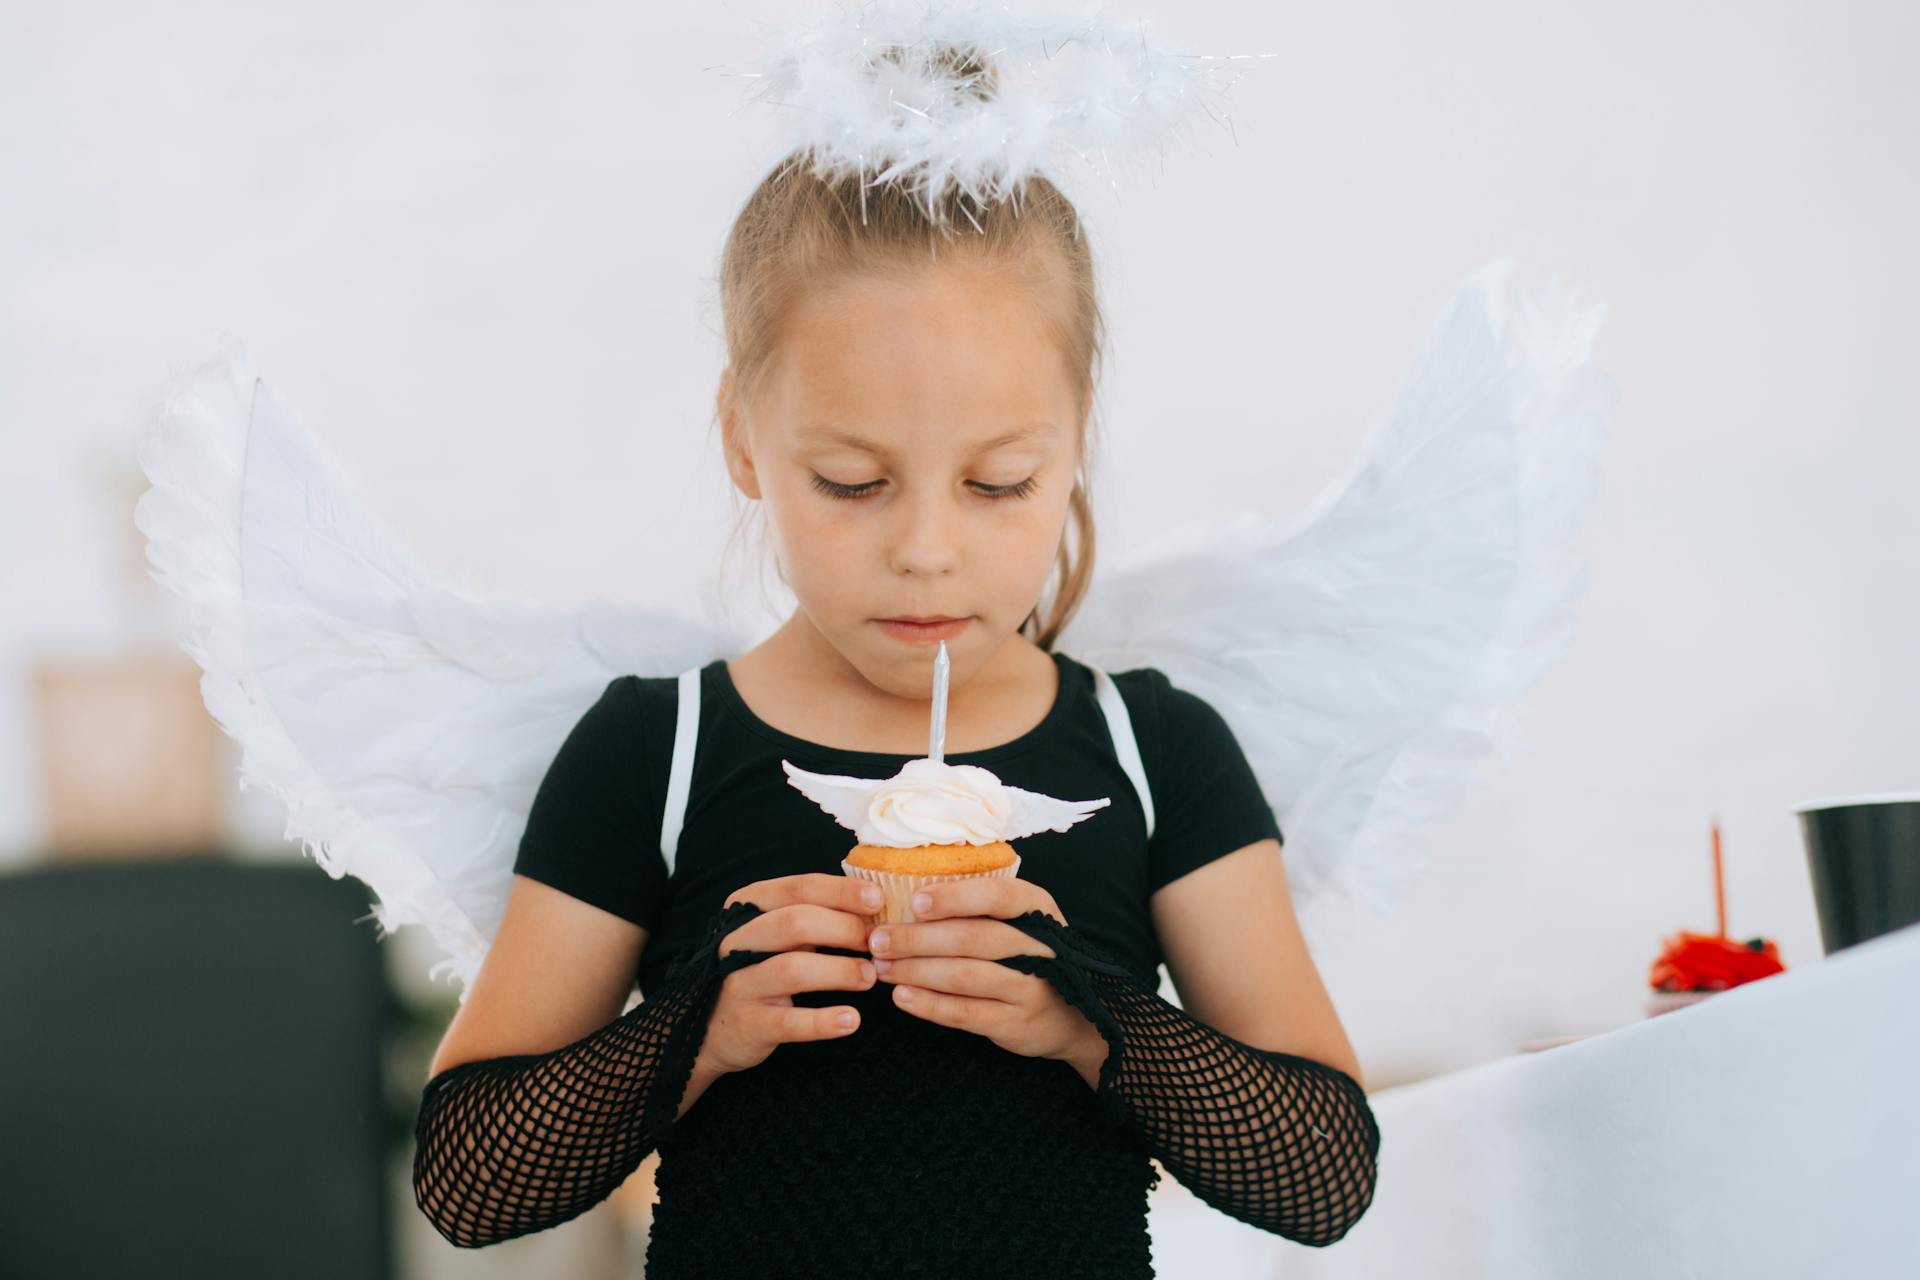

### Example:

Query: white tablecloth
xmin=1146 ymin=920 xmax=1920 ymax=1279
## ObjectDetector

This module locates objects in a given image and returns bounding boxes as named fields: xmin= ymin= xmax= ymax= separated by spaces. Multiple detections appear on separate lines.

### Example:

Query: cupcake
xmin=1643 ymin=819 xmax=1787 ymax=1017
xmin=782 ymin=755 xmax=1110 ymax=923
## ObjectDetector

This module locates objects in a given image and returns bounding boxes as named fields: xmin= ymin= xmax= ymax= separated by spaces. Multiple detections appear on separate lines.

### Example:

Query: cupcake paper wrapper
xmin=1644 ymin=989 xmax=1717 ymax=1017
xmin=841 ymin=856 xmax=1022 ymax=925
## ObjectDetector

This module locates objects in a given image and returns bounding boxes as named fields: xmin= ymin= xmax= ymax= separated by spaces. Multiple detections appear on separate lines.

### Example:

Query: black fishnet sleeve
xmin=995 ymin=910 xmax=1381 ymax=1247
xmin=412 ymin=899 xmax=773 ymax=1248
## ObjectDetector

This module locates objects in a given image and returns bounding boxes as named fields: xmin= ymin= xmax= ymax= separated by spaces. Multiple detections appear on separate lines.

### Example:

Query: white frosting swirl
xmin=861 ymin=757 xmax=1013 ymax=847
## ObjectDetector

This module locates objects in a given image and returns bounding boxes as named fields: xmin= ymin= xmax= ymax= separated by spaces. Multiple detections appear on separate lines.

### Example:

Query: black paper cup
xmin=1794 ymin=793 xmax=1920 ymax=954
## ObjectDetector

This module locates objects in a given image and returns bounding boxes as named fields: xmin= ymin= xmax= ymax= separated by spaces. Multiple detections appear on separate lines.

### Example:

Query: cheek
xmin=988 ymin=493 xmax=1073 ymax=589
xmin=993 ymin=501 xmax=1062 ymax=555
xmin=762 ymin=489 xmax=874 ymax=599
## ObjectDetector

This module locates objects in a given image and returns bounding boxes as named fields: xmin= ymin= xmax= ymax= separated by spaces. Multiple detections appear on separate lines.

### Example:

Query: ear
xmin=716 ymin=367 xmax=763 ymax=501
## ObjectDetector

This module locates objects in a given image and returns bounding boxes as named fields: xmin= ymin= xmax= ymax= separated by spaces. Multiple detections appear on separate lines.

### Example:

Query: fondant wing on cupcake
xmin=780 ymin=758 xmax=1109 ymax=841
xmin=779 ymin=759 xmax=883 ymax=833
xmin=1001 ymin=786 xmax=1111 ymax=836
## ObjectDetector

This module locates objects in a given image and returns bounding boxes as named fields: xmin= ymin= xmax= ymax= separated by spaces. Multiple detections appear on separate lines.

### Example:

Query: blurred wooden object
xmin=34 ymin=651 xmax=224 ymax=857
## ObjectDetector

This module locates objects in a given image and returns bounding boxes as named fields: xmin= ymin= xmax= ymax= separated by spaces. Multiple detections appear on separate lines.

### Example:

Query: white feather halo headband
xmin=716 ymin=0 xmax=1275 ymax=226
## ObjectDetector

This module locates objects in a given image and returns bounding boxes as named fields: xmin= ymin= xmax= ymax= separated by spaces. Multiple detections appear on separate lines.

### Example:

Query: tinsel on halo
xmin=716 ymin=0 xmax=1274 ymax=226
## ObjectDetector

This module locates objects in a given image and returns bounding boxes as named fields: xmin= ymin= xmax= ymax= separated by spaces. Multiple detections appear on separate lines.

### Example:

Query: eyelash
xmin=809 ymin=474 xmax=1040 ymax=502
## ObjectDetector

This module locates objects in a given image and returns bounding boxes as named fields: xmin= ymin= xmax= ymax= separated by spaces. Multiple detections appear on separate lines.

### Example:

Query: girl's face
xmin=722 ymin=256 xmax=1085 ymax=699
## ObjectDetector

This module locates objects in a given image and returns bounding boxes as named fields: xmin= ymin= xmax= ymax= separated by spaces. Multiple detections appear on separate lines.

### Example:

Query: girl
xmin=410 ymin=150 xmax=1380 ymax=1273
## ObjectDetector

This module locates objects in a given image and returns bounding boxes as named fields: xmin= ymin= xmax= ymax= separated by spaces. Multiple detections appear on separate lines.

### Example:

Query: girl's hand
xmin=866 ymin=878 xmax=1106 ymax=1072
xmin=700 ymin=873 xmax=883 ymax=1076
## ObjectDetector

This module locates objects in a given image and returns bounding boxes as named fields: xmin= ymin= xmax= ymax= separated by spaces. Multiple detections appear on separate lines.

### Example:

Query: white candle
xmin=928 ymin=639 xmax=950 ymax=763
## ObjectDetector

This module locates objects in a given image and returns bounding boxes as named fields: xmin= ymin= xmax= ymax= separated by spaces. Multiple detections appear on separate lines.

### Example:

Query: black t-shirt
xmin=509 ymin=647 xmax=1285 ymax=1274
xmin=513 ymin=648 xmax=1284 ymax=997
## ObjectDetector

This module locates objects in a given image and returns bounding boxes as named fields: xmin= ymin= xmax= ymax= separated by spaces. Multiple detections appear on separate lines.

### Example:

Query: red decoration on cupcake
xmin=1647 ymin=818 xmax=1786 ymax=997
xmin=1647 ymin=929 xmax=1783 ymax=992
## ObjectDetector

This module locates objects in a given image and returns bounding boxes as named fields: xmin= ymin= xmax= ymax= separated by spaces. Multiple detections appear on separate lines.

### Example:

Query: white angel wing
xmin=133 ymin=337 xmax=749 ymax=999
xmin=1058 ymin=259 xmax=1616 ymax=919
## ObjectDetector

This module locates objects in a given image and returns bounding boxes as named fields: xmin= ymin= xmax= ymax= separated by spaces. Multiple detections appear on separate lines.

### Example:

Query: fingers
xmin=734 ymin=948 xmax=876 ymax=1003
xmin=769 ymin=1002 xmax=863 ymax=1042
xmin=866 ymin=917 xmax=1051 ymax=961
xmin=728 ymin=872 xmax=884 ymax=920
xmin=871 ymin=955 xmax=1022 ymax=1002
xmin=906 ymin=879 xmax=1063 ymax=925
xmin=886 ymin=977 xmax=1009 ymax=1034
xmin=731 ymin=950 xmax=875 ymax=1045
xmin=723 ymin=901 xmax=876 ymax=959
xmin=714 ymin=984 xmax=864 ymax=1058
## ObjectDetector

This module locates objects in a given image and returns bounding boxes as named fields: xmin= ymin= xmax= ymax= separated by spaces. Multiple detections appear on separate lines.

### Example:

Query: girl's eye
xmin=808 ymin=474 xmax=1039 ymax=501
xmin=976 ymin=476 xmax=1041 ymax=500
xmin=809 ymin=474 xmax=882 ymax=500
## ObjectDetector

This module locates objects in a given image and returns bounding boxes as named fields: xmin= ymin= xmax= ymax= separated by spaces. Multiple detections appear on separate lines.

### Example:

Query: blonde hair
xmin=711 ymin=142 xmax=1107 ymax=652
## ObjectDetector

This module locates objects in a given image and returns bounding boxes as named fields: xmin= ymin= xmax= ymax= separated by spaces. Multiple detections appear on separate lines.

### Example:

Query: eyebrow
xmin=796 ymin=422 xmax=1059 ymax=454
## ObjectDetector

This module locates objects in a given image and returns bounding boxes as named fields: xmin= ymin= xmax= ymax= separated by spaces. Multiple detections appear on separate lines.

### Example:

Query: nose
xmin=886 ymin=487 xmax=961 ymax=578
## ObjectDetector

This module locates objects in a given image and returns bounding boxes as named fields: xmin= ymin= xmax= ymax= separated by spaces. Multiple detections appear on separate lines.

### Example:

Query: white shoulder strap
xmin=660 ymin=661 xmax=1157 ymax=863
xmin=659 ymin=665 xmax=702 ymax=876
xmin=1088 ymin=665 xmax=1155 ymax=842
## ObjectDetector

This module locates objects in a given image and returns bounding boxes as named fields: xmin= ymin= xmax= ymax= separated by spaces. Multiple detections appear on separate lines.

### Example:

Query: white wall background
xmin=3 ymin=0 xmax=1914 ymax=1096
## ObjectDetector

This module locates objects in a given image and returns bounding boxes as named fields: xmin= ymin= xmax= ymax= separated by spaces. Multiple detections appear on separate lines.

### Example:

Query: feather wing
xmin=133 ymin=338 xmax=745 ymax=999
xmin=1058 ymin=259 xmax=1616 ymax=918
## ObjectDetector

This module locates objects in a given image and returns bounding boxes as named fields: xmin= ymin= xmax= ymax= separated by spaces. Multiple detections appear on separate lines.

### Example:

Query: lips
xmin=881 ymin=616 xmax=964 ymax=624
xmin=875 ymin=616 xmax=972 ymax=643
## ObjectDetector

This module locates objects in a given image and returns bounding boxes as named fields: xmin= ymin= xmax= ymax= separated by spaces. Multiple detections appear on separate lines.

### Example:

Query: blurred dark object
xmin=1797 ymin=794 xmax=1920 ymax=954
xmin=0 ymin=857 xmax=396 ymax=1279
xmin=32 ymin=654 xmax=224 ymax=857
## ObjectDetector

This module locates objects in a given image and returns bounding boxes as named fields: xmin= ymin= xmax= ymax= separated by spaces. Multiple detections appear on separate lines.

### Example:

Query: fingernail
xmin=873 ymin=957 xmax=893 ymax=975
xmin=836 ymin=1010 xmax=856 ymax=1029
xmin=869 ymin=929 xmax=890 ymax=953
xmin=861 ymin=885 xmax=882 ymax=908
xmin=912 ymin=892 xmax=932 ymax=913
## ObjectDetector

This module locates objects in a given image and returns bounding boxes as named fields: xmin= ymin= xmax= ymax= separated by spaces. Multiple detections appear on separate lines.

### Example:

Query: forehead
xmin=761 ymin=260 xmax=1078 ymax=446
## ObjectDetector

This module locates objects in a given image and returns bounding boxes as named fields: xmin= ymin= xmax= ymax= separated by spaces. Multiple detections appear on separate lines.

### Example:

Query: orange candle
xmin=1712 ymin=817 xmax=1727 ymax=939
